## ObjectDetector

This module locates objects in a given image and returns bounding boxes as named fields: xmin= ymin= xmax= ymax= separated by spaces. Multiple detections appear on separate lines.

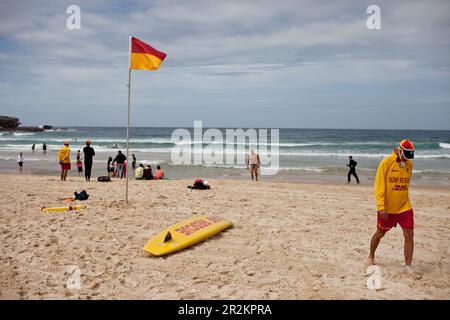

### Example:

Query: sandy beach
xmin=0 ymin=172 xmax=449 ymax=300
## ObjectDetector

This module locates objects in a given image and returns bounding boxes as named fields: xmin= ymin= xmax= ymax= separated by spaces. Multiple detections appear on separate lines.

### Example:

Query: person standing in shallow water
xmin=132 ymin=154 xmax=136 ymax=170
xmin=83 ymin=140 xmax=95 ymax=182
xmin=247 ymin=149 xmax=261 ymax=181
xmin=43 ymin=143 xmax=47 ymax=153
xmin=347 ymin=156 xmax=360 ymax=184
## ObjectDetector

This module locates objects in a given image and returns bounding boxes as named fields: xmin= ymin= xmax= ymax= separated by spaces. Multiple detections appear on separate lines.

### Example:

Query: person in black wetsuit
xmin=83 ymin=139 xmax=95 ymax=181
xmin=347 ymin=155 xmax=360 ymax=184
xmin=132 ymin=154 xmax=136 ymax=170
xmin=107 ymin=156 xmax=113 ymax=177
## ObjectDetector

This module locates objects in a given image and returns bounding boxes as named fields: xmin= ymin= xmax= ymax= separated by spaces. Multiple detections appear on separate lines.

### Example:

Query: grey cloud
xmin=0 ymin=0 xmax=449 ymax=129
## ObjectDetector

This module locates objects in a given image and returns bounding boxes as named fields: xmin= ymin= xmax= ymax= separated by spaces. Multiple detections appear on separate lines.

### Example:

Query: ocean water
xmin=1 ymin=127 xmax=449 ymax=181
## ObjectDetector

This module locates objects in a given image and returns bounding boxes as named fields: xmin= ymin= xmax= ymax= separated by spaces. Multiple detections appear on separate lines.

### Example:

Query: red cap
xmin=399 ymin=139 xmax=414 ymax=151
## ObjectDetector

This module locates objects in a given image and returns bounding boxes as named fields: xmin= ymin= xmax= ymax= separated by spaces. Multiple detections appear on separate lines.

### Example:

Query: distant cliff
xmin=0 ymin=116 xmax=21 ymax=129
xmin=0 ymin=115 xmax=53 ymax=132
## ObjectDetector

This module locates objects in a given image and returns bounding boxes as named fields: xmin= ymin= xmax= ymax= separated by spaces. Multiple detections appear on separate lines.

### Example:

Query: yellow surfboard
xmin=41 ymin=205 xmax=86 ymax=213
xmin=143 ymin=215 xmax=232 ymax=256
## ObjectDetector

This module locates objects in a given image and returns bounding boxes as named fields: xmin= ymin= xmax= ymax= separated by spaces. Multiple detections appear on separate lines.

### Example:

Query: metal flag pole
xmin=125 ymin=36 xmax=132 ymax=204
xmin=126 ymin=69 xmax=131 ymax=204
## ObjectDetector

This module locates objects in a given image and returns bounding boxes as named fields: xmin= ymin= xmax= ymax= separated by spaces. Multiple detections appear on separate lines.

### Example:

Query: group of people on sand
xmin=134 ymin=164 xmax=164 ymax=180
xmin=107 ymin=151 xmax=127 ymax=179
xmin=105 ymin=151 xmax=165 ymax=181
xmin=53 ymin=141 xmax=167 ymax=182
xmin=58 ymin=140 xmax=95 ymax=181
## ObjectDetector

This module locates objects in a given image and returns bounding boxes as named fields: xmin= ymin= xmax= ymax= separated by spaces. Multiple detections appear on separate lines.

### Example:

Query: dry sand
xmin=0 ymin=173 xmax=449 ymax=299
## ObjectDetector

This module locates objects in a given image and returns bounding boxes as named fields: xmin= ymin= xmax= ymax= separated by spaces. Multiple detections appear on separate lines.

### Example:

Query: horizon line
xmin=17 ymin=125 xmax=450 ymax=132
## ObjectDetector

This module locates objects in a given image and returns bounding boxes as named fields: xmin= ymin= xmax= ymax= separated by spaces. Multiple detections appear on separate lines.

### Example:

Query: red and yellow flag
xmin=130 ymin=37 xmax=167 ymax=71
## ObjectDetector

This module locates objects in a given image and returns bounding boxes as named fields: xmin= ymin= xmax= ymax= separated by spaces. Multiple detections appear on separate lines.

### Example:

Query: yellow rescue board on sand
xmin=41 ymin=205 xmax=86 ymax=213
xmin=143 ymin=215 xmax=232 ymax=256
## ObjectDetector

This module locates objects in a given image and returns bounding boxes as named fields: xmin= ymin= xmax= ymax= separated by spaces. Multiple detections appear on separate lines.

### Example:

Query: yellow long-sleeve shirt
xmin=374 ymin=152 xmax=413 ymax=214
xmin=135 ymin=166 xmax=144 ymax=179
xmin=58 ymin=146 xmax=71 ymax=164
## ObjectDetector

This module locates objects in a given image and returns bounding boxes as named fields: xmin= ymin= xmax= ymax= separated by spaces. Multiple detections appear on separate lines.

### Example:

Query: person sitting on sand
xmin=155 ymin=165 xmax=164 ymax=179
xmin=16 ymin=152 xmax=24 ymax=172
xmin=135 ymin=164 xmax=144 ymax=180
xmin=247 ymin=148 xmax=260 ymax=181
xmin=76 ymin=150 xmax=83 ymax=177
xmin=143 ymin=165 xmax=154 ymax=180
xmin=368 ymin=140 xmax=419 ymax=276
xmin=58 ymin=141 xmax=71 ymax=181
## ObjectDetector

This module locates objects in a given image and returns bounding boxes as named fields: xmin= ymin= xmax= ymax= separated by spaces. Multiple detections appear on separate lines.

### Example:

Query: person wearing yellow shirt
xmin=135 ymin=164 xmax=144 ymax=180
xmin=368 ymin=140 xmax=417 ymax=275
xmin=58 ymin=141 xmax=71 ymax=181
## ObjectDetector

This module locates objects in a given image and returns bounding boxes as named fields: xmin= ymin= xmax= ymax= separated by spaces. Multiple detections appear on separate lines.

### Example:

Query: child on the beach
xmin=16 ymin=152 xmax=24 ymax=172
xmin=76 ymin=150 xmax=83 ymax=177
xmin=155 ymin=165 xmax=164 ymax=179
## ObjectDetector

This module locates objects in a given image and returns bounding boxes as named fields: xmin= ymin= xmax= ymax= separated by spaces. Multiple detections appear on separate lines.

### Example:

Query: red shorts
xmin=61 ymin=163 xmax=71 ymax=171
xmin=377 ymin=209 xmax=414 ymax=231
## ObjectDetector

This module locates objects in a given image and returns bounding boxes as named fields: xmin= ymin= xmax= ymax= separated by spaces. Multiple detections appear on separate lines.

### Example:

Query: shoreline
xmin=1 ymin=162 xmax=450 ymax=188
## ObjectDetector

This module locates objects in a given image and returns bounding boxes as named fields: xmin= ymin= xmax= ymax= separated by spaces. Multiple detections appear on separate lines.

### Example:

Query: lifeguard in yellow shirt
xmin=58 ymin=141 xmax=71 ymax=181
xmin=368 ymin=140 xmax=416 ymax=274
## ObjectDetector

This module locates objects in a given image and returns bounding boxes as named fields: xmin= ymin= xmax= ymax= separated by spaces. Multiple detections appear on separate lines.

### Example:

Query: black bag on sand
xmin=74 ymin=190 xmax=89 ymax=201
xmin=97 ymin=176 xmax=111 ymax=182
xmin=187 ymin=179 xmax=211 ymax=190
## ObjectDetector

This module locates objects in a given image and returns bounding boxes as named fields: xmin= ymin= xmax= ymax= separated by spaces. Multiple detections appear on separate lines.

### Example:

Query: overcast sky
xmin=0 ymin=0 xmax=449 ymax=129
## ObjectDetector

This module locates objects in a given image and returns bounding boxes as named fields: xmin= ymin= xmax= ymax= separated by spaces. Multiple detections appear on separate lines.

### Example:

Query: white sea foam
xmin=0 ymin=135 xmax=395 ymax=148
xmin=0 ymin=132 xmax=36 ymax=138
xmin=439 ymin=142 xmax=450 ymax=149
xmin=1 ymin=143 xmax=449 ymax=159
xmin=413 ymin=169 xmax=450 ymax=174
xmin=0 ymin=156 xmax=49 ymax=161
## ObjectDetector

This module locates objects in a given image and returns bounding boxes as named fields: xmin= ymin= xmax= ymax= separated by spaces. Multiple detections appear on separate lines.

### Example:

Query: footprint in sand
xmin=403 ymin=271 xmax=423 ymax=280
